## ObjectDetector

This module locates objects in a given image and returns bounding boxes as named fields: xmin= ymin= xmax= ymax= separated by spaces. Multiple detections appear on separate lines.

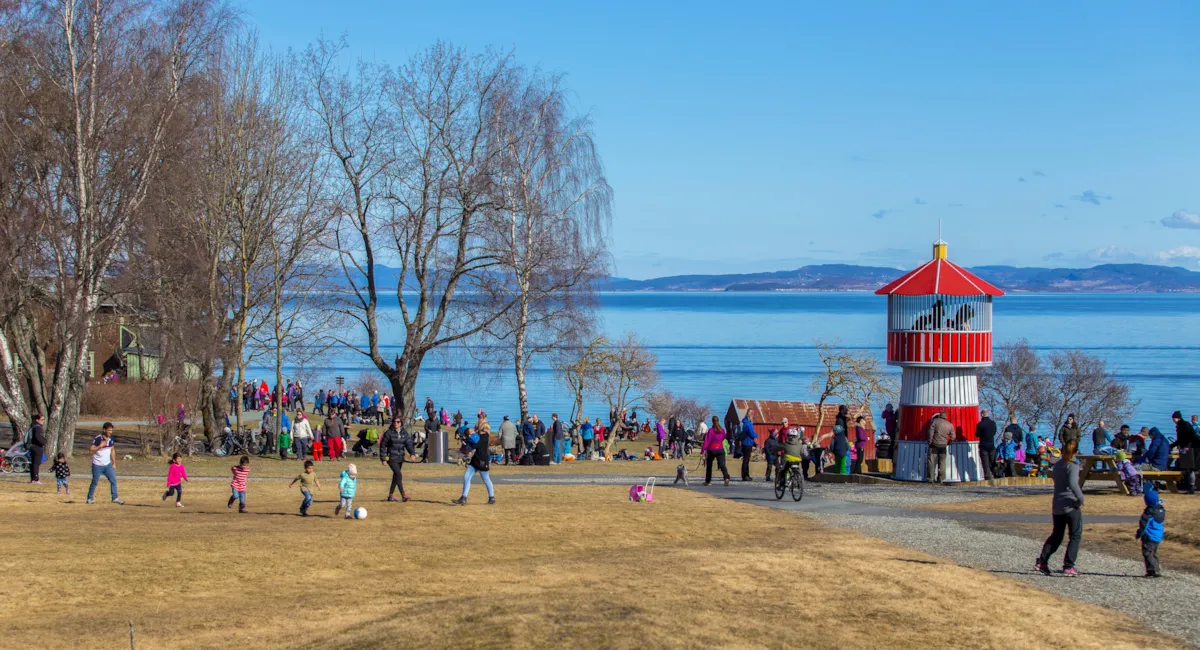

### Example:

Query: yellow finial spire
xmin=933 ymin=219 xmax=947 ymax=259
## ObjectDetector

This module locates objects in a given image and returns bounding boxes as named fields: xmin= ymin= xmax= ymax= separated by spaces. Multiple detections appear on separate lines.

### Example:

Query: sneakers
xmin=175 ymin=502 xmax=184 ymax=508
xmin=334 ymin=504 xmax=342 ymax=516
xmin=487 ymin=497 xmax=495 ymax=505
xmin=723 ymin=478 xmax=729 ymax=487
xmin=300 ymin=507 xmax=309 ymax=517
xmin=1062 ymin=567 xmax=1080 ymax=577
xmin=1035 ymin=560 xmax=1050 ymax=576
xmin=387 ymin=496 xmax=399 ymax=502
xmin=112 ymin=498 xmax=124 ymax=505
xmin=162 ymin=491 xmax=169 ymax=501
xmin=227 ymin=496 xmax=236 ymax=508
xmin=451 ymin=496 xmax=467 ymax=506
xmin=401 ymin=495 xmax=411 ymax=503
xmin=86 ymin=498 xmax=94 ymax=504
xmin=702 ymin=482 xmax=711 ymax=487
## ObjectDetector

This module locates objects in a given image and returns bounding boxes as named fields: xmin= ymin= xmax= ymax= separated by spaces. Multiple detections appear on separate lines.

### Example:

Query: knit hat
xmin=1116 ymin=451 xmax=1127 ymax=461
xmin=1172 ymin=410 xmax=1184 ymax=420
xmin=347 ymin=463 xmax=357 ymax=477
xmin=1144 ymin=482 xmax=1160 ymax=507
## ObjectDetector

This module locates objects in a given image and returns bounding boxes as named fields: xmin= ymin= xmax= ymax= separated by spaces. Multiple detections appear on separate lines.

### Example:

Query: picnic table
xmin=1077 ymin=454 xmax=1182 ymax=494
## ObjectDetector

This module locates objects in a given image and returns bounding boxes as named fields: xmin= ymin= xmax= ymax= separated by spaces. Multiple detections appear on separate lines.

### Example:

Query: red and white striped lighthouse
xmin=875 ymin=238 xmax=1004 ymax=482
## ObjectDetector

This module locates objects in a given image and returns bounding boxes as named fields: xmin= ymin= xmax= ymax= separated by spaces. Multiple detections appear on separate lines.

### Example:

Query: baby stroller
xmin=3 ymin=441 xmax=30 ymax=474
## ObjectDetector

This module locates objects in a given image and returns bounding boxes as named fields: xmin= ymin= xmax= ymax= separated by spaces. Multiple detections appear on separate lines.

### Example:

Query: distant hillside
xmin=604 ymin=263 xmax=1200 ymax=293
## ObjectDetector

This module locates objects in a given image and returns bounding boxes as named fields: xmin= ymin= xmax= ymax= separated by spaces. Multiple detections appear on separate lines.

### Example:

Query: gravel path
xmin=811 ymin=512 xmax=1200 ymax=647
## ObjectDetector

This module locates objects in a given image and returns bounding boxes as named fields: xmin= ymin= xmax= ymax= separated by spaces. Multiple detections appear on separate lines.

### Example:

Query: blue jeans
xmin=87 ymin=464 xmax=118 ymax=501
xmin=56 ymin=477 xmax=69 ymax=490
xmin=462 ymin=466 xmax=494 ymax=498
xmin=554 ymin=439 xmax=564 ymax=463
xmin=301 ymin=489 xmax=313 ymax=510
xmin=231 ymin=488 xmax=246 ymax=505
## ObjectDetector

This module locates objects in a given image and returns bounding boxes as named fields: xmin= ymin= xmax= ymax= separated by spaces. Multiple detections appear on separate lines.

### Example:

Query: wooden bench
xmin=1084 ymin=469 xmax=1183 ymax=494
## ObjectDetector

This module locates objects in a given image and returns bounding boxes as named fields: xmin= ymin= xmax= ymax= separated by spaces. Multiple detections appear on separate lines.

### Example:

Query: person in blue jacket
xmin=996 ymin=431 xmax=1018 ymax=478
xmin=1134 ymin=427 xmax=1171 ymax=471
xmin=739 ymin=414 xmax=757 ymax=481
xmin=1136 ymin=483 xmax=1166 ymax=577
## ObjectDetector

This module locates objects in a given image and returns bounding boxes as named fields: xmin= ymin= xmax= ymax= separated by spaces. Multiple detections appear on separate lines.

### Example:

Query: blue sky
xmin=247 ymin=0 xmax=1200 ymax=279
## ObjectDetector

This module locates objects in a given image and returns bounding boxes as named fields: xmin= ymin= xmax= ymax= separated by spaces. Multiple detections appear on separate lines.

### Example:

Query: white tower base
xmin=892 ymin=440 xmax=982 ymax=482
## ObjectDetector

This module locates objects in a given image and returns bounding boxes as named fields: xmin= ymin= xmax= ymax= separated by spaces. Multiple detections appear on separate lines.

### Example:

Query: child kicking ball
xmin=336 ymin=463 xmax=358 ymax=519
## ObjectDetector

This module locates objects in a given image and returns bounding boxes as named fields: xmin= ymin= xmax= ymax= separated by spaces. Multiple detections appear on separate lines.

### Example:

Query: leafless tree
xmin=553 ymin=334 xmax=607 ymax=425
xmin=0 ymin=0 xmax=232 ymax=455
xmin=484 ymin=65 xmax=611 ymax=421
xmin=646 ymin=390 xmax=711 ymax=429
xmin=1046 ymin=349 xmax=1139 ymax=437
xmin=303 ymin=40 xmax=525 ymax=423
xmin=595 ymin=332 xmax=658 ymax=455
xmin=809 ymin=339 xmax=893 ymax=441
xmin=979 ymin=339 xmax=1055 ymax=431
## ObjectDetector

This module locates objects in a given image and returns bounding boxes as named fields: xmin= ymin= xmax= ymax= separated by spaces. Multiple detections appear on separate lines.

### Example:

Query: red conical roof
xmin=875 ymin=244 xmax=1004 ymax=296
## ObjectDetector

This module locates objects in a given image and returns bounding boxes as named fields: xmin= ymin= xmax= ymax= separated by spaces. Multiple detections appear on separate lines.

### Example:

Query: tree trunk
xmin=514 ymin=303 xmax=529 ymax=421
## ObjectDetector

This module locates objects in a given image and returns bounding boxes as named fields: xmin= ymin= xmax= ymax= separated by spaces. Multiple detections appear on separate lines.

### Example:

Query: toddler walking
xmin=336 ymin=463 xmax=358 ymax=519
xmin=1136 ymin=483 xmax=1166 ymax=578
xmin=227 ymin=455 xmax=250 ymax=513
xmin=50 ymin=453 xmax=70 ymax=494
xmin=289 ymin=460 xmax=321 ymax=516
xmin=161 ymin=453 xmax=189 ymax=507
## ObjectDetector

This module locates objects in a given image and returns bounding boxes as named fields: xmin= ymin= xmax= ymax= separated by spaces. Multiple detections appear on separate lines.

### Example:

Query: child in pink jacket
xmin=162 ymin=453 xmax=189 ymax=508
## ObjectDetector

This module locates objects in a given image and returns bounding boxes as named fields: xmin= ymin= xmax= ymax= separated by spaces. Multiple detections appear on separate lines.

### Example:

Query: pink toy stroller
xmin=629 ymin=477 xmax=656 ymax=503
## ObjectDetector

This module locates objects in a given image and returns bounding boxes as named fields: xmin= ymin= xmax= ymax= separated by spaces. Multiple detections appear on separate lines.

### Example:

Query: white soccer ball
xmin=353 ymin=507 xmax=367 ymax=520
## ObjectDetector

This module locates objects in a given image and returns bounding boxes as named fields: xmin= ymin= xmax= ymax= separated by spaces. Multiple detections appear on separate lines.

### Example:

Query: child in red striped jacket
xmin=227 ymin=455 xmax=250 ymax=513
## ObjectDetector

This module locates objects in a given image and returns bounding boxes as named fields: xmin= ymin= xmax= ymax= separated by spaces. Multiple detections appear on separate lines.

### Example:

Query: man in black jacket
xmin=533 ymin=414 xmax=547 ymax=451
xmin=976 ymin=409 xmax=998 ymax=480
xmin=27 ymin=413 xmax=46 ymax=484
xmin=379 ymin=417 xmax=415 ymax=502
xmin=1172 ymin=411 xmax=1197 ymax=494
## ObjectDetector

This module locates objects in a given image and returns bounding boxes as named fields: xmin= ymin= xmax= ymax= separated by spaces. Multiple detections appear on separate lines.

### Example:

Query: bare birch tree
xmin=485 ymin=66 xmax=611 ymax=421
xmin=979 ymin=339 xmax=1054 ymax=431
xmin=1046 ymin=349 xmax=1138 ymax=436
xmin=0 ymin=0 xmax=230 ymax=454
xmin=809 ymin=339 xmax=893 ymax=444
xmin=553 ymin=334 xmax=607 ymax=424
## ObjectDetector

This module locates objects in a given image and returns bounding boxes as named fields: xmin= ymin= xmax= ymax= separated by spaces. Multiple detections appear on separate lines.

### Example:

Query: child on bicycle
xmin=336 ymin=463 xmax=358 ymax=518
xmin=228 ymin=455 xmax=250 ymax=513
xmin=162 ymin=453 xmax=189 ymax=507
xmin=780 ymin=427 xmax=808 ymax=482
xmin=50 ymin=452 xmax=70 ymax=495
xmin=289 ymin=459 xmax=321 ymax=516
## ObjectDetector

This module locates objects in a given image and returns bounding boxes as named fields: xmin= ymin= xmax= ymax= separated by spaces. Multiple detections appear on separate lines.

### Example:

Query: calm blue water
xmin=248 ymin=292 xmax=1200 ymax=433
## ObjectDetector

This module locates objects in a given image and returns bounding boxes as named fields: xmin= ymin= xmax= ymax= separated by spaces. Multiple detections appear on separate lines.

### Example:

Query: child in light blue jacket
xmin=996 ymin=431 xmax=1018 ymax=478
xmin=335 ymin=464 xmax=358 ymax=519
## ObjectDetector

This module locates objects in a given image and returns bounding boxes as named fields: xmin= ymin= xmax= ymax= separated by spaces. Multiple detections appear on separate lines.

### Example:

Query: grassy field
xmin=0 ymin=479 xmax=1181 ymax=649
xmin=929 ymin=493 xmax=1200 ymax=576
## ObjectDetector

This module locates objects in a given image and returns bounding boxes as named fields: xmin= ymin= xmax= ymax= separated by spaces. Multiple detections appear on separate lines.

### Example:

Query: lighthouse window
xmin=889 ymin=295 xmax=991 ymax=332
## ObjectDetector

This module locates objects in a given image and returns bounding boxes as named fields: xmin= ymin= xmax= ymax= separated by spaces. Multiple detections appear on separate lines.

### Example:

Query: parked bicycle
xmin=214 ymin=427 xmax=255 ymax=457
xmin=163 ymin=429 xmax=207 ymax=457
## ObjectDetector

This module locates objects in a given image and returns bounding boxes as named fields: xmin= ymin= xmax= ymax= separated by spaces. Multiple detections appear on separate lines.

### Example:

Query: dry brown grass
xmin=0 ymin=479 xmax=1180 ymax=649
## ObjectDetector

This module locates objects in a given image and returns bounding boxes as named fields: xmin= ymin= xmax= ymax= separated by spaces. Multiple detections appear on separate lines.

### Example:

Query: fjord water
xmin=258 ymin=292 xmax=1200 ymax=433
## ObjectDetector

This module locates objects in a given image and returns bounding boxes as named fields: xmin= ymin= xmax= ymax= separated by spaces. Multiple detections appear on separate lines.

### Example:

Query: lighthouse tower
xmin=875 ymin=238 xmax=1004 ymax=482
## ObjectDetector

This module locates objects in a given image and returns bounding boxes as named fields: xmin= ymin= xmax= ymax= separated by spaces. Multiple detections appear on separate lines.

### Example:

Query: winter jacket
xmin=380 ymin=426 xmax=415 ymax=460
xmin=1059 ymin=423 xmax=1081 ymax=447
xmin=166 ymin=463 xmax=188 ymax=487
xmin=1091 ymin=426 xmax=1111 ymax=450
xmin=522 ymin=420 xmax=537 ymax=443
xmin=1051 ymin=459 xmax=1084 ymax=515
xmin=551 ymin=419 xmax=565 ymax=441
xmin=1136 ymin=486 xmax=1165 ymax=544
xmin=28 ymin=423 xmax=46 ymax=448
xmin=832 ymin=431 xmax=850 ymax=457
xmin=1135 ymin=428 xmax=1170 ymax=470
xmin=996 ymin=440 xmax=1016 ymax=460
xmin=854 ymin=426 xmax=869 ymax=448
xmin=926 ymin=416 xmax=956 ymax=448
xmin=1022 ymin=430 xmax=1038 ymax=454
xmin=469 ymin=436 xmax=490 ymax=472
xmin=580 ymin=421 xmax=594 ymax=441
xmin=976 ymin=417 xmax=997 ymax=450
xmin=1116 ymin=459 xmax=1138 ymax=481
xmin=292 ymin=417 xmax=313 ymax=440
xmin=740 ymin=417 xmax=757 ymax=447
xmin=339 ymin=470 xmax=358 ymax=498
xmin=703 ymin=427 xmax=727 ymax=452
xmin=656 ymin=422 xmax=667 ymax=442
xmin=534 ymin=419 xmax=546 ymax=441
xmin=781 ymin=437 xmax=808 ymax=461
xmin=324 ymin=416 xmax=346 ymax=442
xmin=881 ymin=407 xmax=897 ymax=436
xmin=764 ymin=436 xmax=784 ymax=458
xmin=499 ymin=420 xmax=518 ymax=449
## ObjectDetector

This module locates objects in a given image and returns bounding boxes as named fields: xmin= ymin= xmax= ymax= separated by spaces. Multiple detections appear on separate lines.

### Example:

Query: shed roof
xmin=875 ymin=257 xmax=1004 ymax=297
xmin=727 ymin=399 xmax=875 ymax=431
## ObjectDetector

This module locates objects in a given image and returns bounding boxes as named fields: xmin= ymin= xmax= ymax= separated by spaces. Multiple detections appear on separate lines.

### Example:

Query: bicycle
xmin=214 ymin=427 xmax=254 ymax=457
xmin=774 ymin=461 xmax=804 ymax=502
xmin=164 ymin=431 xmax=207 ymax=457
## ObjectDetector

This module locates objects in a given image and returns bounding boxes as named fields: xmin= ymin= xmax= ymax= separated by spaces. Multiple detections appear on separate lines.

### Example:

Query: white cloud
xmin=1161 ymin=210 xmax=1200 ymax=229
xmin=1154 ymin=246 xmax=1200 ymax=267
xmin=1087 ymin=246 xmax=1139 ymax=263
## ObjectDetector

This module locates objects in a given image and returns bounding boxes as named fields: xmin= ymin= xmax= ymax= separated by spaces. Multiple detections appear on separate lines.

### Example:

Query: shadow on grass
xmin=893 ymin=558 xmax=938 ymax=565
xmin=988 ymin=568 xmax=1138 ymax=578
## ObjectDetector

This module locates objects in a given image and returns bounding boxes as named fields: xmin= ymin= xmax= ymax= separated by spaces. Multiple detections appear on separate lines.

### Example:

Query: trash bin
xmin=425 ymin=428 xmax=448 ymax=464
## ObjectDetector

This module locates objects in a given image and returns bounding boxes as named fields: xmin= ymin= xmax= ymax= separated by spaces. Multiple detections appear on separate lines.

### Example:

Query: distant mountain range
xmin=602 ymin=263 xmax=1200 ymax=293
xmin=338 ymin=262 xmax=1200 ymax=293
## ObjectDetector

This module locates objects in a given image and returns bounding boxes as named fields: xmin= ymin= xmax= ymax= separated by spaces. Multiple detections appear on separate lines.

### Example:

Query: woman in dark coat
xmin=1172 ymin=410 xmax=1197 ymax=494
